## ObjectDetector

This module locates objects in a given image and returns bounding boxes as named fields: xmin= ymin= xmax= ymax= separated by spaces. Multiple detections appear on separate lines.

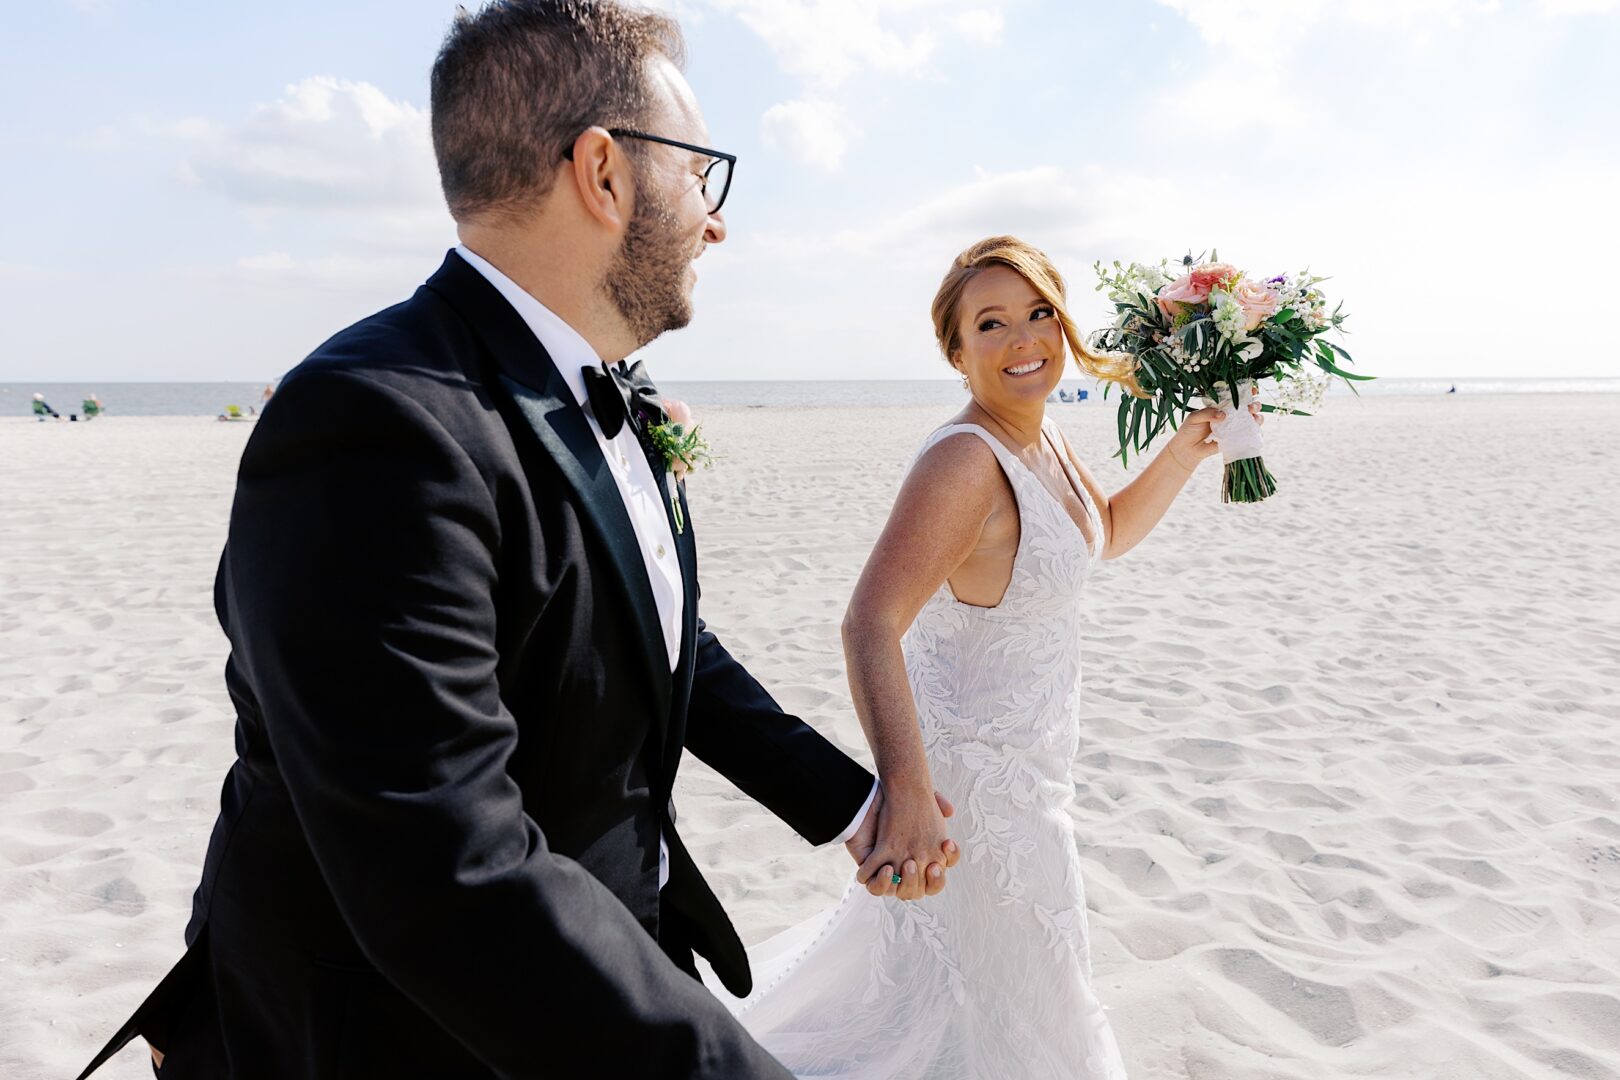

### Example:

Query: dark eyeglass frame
xmin=564 ymin=128 xmax=736 ymax=215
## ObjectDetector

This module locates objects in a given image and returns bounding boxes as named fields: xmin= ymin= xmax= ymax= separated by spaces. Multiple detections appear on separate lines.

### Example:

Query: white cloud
xmin=707 ymin=1 xmax=1007 ymax=169
xmin=707 ymin=0 xmax=943 ymax=87
xmin=226 ymin=251 xmax=432 ymax=293
xmin=947 ymin=8 xmax=1005 ymax=43
xmin=1539 ymin=0 xmax=1618 ymax=12
xmin=0 ymin=262 xmax=72 ymax=282
xmin=77 ymin=114 xmax=217 ymax=151
xmin=125 ymin=77 xmax=455 ymax=289
xmin=760 ymin=98 xmax=855 ymax=170
xmin=1156 ymin=0 xmax=1500 ymax=53
xmin=181 ymin=77 xmax=442 ymax=215
xmin=789 ymin=165 xmax=1183 ymax=268
xmin=703 ymin=154 xmax=1620 ymax=381
xmin=1145 ymin=0 xmax=1548 ymax=144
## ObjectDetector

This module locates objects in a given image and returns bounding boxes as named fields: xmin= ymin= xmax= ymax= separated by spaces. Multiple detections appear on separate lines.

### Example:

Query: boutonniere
xmin=645 ymin=398 xmax=713 ymax=534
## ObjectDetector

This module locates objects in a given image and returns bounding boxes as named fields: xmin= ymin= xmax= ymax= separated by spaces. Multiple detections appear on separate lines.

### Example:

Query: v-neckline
xmin=943 ymin=419 xmax=1101 ymax=561
xmin=1021 ymin=421 xmax=1100 ymax=559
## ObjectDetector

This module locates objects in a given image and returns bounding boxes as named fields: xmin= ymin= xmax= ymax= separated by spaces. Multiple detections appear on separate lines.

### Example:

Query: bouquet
xmin=1090 ymin=252 xmax=1368 ymax=503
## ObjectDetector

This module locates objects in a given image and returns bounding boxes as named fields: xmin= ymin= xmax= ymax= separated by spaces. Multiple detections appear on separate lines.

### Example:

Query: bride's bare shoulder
xmin=906 ymin=425 xmax=1011 ymax=506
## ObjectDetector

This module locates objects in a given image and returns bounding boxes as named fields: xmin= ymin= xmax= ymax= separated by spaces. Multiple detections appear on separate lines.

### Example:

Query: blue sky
xmin=3 ymin=0 xmax=1617 ymax=381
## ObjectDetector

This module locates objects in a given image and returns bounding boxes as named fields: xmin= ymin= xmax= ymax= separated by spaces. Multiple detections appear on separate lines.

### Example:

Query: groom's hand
xmin=846 ymin=786 xmax=960 ymax=900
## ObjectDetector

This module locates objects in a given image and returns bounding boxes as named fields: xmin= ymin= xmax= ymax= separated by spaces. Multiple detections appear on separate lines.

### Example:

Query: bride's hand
xmin=1164 ymin=395 xmax=1264 ymax=471
xmin=853 ymin=786 xmax=959 ymax=901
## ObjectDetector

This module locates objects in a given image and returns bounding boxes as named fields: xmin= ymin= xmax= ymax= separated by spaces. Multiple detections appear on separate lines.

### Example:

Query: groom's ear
xmin=567 ymin=126 xmax=631 ymax=233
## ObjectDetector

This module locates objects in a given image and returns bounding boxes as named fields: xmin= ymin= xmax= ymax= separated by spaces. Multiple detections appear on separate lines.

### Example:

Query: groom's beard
xmin=604 ymin=170 xmax=694 ymax=349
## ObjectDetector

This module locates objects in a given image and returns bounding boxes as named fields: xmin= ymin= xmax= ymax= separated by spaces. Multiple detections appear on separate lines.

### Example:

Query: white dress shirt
xmin=456 ymin=246 xmax=876 ymax=889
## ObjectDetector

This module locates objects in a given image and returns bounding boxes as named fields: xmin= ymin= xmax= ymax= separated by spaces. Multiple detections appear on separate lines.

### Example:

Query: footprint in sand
xmin=1211 ymin=947 xmax=1364 ymax=1048
xmin=0 ymin=772 xmax=38 ymax=796
xmin=92 ymin=876 xmax=148 ymax=916
xmin=1424 ymin=856 xmax=1512 ymax=889
xmin=1162 ymin=737 xmax=1245 ymax=769
xmin=41 ymin=809 xmax=116 ymax=838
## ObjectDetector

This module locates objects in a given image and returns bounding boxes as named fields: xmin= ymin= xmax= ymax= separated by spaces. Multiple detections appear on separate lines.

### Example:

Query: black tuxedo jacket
xmin=77 ymin=251 xmax=874 ymax=1079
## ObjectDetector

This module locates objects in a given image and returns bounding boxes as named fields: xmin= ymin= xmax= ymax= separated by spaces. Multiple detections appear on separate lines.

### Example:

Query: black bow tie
xmin=581 ymin=360 xmax=663 ymax=440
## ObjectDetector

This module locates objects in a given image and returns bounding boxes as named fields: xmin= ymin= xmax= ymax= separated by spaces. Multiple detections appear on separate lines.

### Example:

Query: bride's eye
xmin=978 ymin=319 xmax=1003 ymax=332
xmin=1031 ymin=306 xmax=1055 ymax=320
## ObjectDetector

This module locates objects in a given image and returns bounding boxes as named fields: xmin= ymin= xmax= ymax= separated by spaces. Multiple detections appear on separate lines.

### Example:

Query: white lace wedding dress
xmin=708 ymin=419 xmax=1129 ymax=1079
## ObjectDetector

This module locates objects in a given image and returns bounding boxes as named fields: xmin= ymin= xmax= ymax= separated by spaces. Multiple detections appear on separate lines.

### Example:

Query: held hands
xmin=1164 ymin=392 xmax=1265 ymax=472
xmin=844 ymin=784 xmax=961 ymax=901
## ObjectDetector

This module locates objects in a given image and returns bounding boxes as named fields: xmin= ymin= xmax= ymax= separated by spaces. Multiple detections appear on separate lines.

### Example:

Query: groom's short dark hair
xmin=430 ymin=0 xmax=686 ymax=222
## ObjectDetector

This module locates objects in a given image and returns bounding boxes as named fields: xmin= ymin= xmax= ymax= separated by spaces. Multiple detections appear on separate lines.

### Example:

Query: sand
xmin=3 ymin=394 xmax=1618 ymax=1079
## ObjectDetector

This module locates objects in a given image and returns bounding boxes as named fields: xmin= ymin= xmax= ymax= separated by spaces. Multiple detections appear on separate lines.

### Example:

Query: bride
xmin=708 ymin=236 xmax=1259 ymax=1078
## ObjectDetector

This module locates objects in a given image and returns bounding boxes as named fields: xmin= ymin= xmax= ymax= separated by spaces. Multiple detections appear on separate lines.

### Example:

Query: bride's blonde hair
xmin=930 ymin=236 xmax=1145 ymax=397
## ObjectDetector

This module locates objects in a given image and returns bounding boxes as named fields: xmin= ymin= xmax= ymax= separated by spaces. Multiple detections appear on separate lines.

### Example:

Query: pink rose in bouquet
xmin=1156 ymin=262 xmax=1241 ymax=319
xmin=1155 ymin=274 xmax=1209 ymax=319
xmin=1189 ymin=262 xmax=1239 ymax=291
xmin=1231 ymin=277 xmax=1282 ymax=331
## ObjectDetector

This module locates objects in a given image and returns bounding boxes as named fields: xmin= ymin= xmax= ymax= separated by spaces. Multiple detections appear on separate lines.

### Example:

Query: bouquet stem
xmin=1222 ymin=456 xmax=1277 ymax=504
xmin=1205 ymin=380 xmax=1275 ymax=505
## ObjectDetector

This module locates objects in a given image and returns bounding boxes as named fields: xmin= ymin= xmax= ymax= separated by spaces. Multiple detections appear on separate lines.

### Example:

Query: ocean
xmin=4 ymin=378 xmax=1617 ymax=418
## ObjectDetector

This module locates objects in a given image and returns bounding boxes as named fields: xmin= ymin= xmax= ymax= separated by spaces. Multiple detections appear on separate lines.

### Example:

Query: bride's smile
xmin=949 ymin=263 xmax=1069 ymax=404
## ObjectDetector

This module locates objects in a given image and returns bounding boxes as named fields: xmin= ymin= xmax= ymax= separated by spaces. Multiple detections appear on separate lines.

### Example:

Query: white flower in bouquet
xmin=1211 ymin=289 xmax=1248 ymax=341
xmin=1100 ymin=260 xmax=1172 ymax=308
xmin=1271 ymin=367 xmax=1332 ymax=415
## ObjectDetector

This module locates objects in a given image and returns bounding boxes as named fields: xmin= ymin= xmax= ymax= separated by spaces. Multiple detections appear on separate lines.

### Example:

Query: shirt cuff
xmin=826 ymin=778 xmax=881 ymax=848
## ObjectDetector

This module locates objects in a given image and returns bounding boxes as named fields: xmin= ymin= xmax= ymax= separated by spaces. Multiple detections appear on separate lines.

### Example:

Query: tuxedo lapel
xmin=664 ymin=479 xmax=700 ymax=784
xmin=423 ymin=252 xmax=673 ymax=735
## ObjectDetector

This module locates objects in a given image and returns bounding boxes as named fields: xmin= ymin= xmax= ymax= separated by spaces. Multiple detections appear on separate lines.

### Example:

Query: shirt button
xmin=656 ymin=544 xmax=667 ymax=559
xmin=619 ymin=454 xmax=628 ymax=467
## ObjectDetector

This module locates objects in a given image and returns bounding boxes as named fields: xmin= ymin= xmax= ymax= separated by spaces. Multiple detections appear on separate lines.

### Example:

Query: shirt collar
xmin=455 ymin=243 xmax=600 ymax=409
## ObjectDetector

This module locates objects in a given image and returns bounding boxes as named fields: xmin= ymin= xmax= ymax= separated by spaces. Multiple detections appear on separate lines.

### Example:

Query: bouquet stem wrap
xmin=1203 ymin=381 xmax=1276 ymax=503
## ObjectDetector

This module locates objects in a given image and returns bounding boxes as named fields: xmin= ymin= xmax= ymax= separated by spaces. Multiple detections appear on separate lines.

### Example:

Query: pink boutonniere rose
xmin=645 ymin=397 xmax=714 ymax=533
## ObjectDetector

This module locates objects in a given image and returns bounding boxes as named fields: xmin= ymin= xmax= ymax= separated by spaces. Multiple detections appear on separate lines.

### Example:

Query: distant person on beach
xmin=82 ymin=394 xmax=104 ymax=419
xmin=260 ymin=383 xmax=275 ymax=406
xmin=74 ymin=3 xmax=951 ymax=1078
xmin=31 ymin=393 xmax=59 ymax=421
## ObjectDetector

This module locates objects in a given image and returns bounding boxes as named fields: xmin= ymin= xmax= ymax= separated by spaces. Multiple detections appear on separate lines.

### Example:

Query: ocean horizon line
xmin=6 ymin=377 xmax=1619 ymax=418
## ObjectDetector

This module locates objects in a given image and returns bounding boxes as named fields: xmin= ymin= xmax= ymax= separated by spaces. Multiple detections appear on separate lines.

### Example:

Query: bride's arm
xmin=841 ymin=433 xmax=1005 ymax=900
xmin=1067 ymin=402 xmax=1255 ymax=559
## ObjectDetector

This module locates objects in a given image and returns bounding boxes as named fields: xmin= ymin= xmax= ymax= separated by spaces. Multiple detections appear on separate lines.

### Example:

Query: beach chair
xmin=224 ymin=404 xmax=246 ymax=421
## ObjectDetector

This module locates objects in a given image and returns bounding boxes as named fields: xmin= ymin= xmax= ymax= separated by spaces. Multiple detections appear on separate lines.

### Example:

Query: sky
xmin=3 ymin=0 xmax=1617 ymax=382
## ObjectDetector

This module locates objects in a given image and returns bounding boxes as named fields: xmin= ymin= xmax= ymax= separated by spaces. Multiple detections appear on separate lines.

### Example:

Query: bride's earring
xmin=960 ymin=372 xmax=970 ymax=390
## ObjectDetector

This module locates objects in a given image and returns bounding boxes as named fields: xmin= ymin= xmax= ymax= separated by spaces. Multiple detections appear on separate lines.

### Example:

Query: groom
xmin=75 ymin=2 xmax=960 ymax=1078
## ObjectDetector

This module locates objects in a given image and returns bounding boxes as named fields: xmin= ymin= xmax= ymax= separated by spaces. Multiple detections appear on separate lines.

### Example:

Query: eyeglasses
xmin=565 ymin=128 xmax=736 ymax=215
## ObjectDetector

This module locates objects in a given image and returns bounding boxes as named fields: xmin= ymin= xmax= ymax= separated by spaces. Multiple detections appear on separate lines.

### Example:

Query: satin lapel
xmin=422 ymin=251 xmax=672 ymax=733
xmin=664 ymin=479 xmax=700 ymax=784
xmin=499 ymin=378 xmax=674 ymax=738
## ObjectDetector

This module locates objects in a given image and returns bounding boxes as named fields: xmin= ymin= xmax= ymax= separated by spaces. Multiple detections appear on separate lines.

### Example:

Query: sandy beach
xmin=4 ymin=394 xmax=1618 ymax=1079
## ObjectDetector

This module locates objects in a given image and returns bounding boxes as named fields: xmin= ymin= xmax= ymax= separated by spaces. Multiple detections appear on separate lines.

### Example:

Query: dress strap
xmin=916 ymin=423 xmax=1019 ymax=473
